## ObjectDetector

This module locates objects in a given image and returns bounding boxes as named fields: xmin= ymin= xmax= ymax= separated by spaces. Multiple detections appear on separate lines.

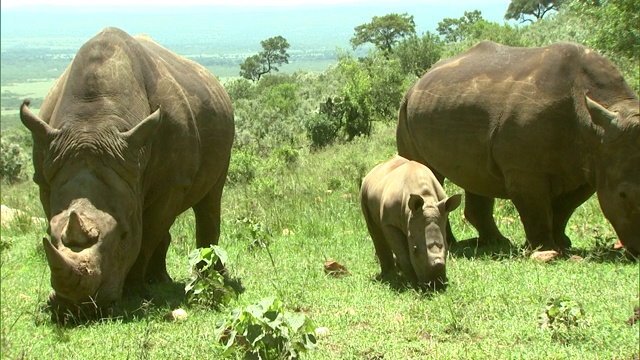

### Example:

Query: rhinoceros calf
xmin=397 ymin=41 xmax=639 ymax=254
xmin=20 ymin=27 xmax=234 ymax=313
xmin=360 ymin=155 xmax=461 ymax=289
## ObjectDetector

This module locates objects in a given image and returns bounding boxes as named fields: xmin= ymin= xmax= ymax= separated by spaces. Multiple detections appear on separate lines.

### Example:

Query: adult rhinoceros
xmin=397 ymin=41 xmax=639 ymax=255
xmin=20 ymin=27 xmax=234 ymax=314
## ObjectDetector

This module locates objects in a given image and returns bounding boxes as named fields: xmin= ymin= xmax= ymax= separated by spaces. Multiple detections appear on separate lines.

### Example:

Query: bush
xmin=305 ymin=113 xmax=340 ymax=148
xmin=214 ymin=297 xmax=317 ymax=359
xmin=228 ymin=148 xmax=257 ymax=185
xmin=1 ymin=139 xmax=28 ymax=184
xmin=184 ymin=245 xmax=236 ymax=309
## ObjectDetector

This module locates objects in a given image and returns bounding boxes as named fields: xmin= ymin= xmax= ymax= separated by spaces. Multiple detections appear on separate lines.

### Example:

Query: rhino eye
xmin=413 ymin=245 xmax=418 ymax=253
xmin=619 ymin=191 xmax=628 ymax=200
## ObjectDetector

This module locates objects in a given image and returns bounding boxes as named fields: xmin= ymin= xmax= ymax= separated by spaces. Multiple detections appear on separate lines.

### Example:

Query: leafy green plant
xmin=185 ymin=245 xmax=235 ymax=309
xmin=214 ymin=297 xmax=317 ymax=359
xmin=539 ymin=296 xmax=587 ymax=342
xmin=235 ymin=216 xmax=273 ymax=250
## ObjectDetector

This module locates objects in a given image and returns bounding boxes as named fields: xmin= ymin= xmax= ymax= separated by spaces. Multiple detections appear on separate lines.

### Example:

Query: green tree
xmin=239 ymin=36 xmax=290 ymax=82
xmin=394 ymin=32 xmax=444 ymax=77
xmin=350 ymin=13 xmax=416 ymax=55
xmin=437 ymin=10 xmax=484 ymax=43
xmin=505 ymin=0 xmax=565 ymax=22
xmin=568 ymin=0 xmax=639 ymax=60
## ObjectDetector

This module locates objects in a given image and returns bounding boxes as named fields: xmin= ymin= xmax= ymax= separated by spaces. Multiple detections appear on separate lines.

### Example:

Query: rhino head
xmin=20 ymin=101 xmax=161 ymax=309
xmin=406 ymin=193 xmax=462 ymax=290
xmin=586 ymin=97 xmax=640 ymax=256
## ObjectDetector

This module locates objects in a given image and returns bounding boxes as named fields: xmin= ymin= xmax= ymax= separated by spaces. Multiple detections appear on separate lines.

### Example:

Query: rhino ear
xmin=585 ymin=96 xmax=621 ymax=132
xmin=440 ymin=193 xmax=462 ymax=213
xmin=408 ymin=194 xmax=424 ymax=213
xmin=20 ymin=99 xmax=58 ymax=142
xmin=122 ymin=107 xmax=162 ymax=150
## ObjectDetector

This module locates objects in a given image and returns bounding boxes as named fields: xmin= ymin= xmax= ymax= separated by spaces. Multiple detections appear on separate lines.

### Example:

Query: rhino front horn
xmin=42 ymin=237 xmax=77 ymax=275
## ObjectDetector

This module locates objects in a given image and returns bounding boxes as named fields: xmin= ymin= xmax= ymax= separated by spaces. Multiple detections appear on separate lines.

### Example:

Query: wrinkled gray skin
xmin=397 ymin=41 xmax=639 ymax=254
xmin=360 ymin=155 xmax=462 ymax=290
xmin=20 ymin=27 xmax=234 ymax=312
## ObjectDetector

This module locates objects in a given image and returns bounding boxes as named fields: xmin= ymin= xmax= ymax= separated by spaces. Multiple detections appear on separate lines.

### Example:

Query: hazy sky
xmin=1 ymin=0 xmax=505 ymax=8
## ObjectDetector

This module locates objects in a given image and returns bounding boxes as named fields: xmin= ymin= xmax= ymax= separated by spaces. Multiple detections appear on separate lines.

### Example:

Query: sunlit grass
xmin=1 ymin=121 xmax=638 ymax=359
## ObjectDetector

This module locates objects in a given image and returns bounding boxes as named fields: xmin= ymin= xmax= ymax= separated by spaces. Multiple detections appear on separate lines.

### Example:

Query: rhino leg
xmin=145 ymin=232 xmax=172 ymax=284
xmin=193 ymin=178 xmax=226 ymax=274
xmin=382 ymin=226 xmax=418 ymax=285
xmin=506 ymin=176 xmax=556 ymax=250
xmin=364 ymin=219 xmax=395 ymax=279
xmin=464 ymin=191 xmax=509 ymax=244
xmin=551 ymin=184 xmax=595 ymax=251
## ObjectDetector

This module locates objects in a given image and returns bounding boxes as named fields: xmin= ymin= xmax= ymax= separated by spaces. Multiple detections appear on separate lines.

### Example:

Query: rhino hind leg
xmin=464 ymin=191 xmax=509 ymax=244
xmin=192 ymin=178 xmax=226 ymax=274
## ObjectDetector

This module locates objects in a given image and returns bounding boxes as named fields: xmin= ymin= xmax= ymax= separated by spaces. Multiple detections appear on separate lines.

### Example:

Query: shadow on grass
xmin=373 ymin=273 xmax=446 ymax=298
xmin=449 ymin=236 xmax=637 ymax=264
xmin=449 ymin=237 xmax=522 ymax=260
xmin=42 ymin=275 xmax=245 ymax=327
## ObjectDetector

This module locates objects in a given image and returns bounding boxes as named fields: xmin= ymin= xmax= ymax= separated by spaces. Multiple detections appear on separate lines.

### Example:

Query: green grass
xmin=1 ymin=123 xmax=638 ymax=359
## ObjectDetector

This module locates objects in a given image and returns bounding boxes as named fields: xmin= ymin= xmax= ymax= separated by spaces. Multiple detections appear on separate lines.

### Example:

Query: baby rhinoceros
xmin=360 ymin=155 xmax=461 ymax=290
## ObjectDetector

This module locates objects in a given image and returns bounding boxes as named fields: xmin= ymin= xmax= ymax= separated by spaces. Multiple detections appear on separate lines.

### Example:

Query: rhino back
xmin=37 ymin=27 xmax=233 ymax=213
xmin=400 ymin=41 xmax=636 ymax=197
xmin=362 ymin=156 xmax=444 ymax=229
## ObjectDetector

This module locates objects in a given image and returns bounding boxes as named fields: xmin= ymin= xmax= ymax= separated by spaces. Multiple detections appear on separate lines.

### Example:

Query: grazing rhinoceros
xmin=19 ymin=27 xmax=234 ymax=314
xmin=397 ymin=41 xmax=639 ymax=254
xmin=360 ymin=155 xmax=461 ymax=289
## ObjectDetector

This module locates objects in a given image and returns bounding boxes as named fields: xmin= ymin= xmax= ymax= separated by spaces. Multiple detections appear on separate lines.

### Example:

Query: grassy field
xmin=1 ymin=122 xmax=638 ymax=359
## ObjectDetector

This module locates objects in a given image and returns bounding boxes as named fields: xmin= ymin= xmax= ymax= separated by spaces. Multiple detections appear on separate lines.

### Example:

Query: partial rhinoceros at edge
xmin=397 ymin=41 xmax=639 ymax=255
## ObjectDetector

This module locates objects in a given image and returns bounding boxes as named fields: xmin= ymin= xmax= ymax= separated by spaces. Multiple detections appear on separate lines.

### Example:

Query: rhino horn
xmin=42 ymin=237 xmax=77 ymax=277
xmin=64 ymin=211 xmax=99 ymax=247
xmin=19 ymin=100 xmax=59 ymax=142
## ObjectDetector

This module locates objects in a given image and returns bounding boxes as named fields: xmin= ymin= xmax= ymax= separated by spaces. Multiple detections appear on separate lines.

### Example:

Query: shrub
xmin=228 ymin=148 xmax=257 ymax=185
xmin=185 ymin=245 xmax=236 ymax=309
xmin=1 ymin=139 xmax=28 ymax=184
xmin=214 ymin=297 xmax=317 ymax=359
xmin=305 ymin=113 xmax=340 ymax=148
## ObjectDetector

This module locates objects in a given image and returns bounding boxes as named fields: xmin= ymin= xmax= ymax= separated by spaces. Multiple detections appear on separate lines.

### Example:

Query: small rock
xmin=315 ymin=327 xmax=329 ymax=338
xmin=531 ymin=250 xmax=560 ymax=263
xmin=569 ymin=254 xmax=584 ymax=262
xmin=164 ymin=308 xmax=188 ymax=321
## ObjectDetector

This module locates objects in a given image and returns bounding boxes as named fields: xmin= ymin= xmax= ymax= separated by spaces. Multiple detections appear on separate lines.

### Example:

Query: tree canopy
xmin=350 ymin=13 xmax=416 ymax=55
xmin=240 ymin=36 xmax=290 ymax=82
xmin=504 ymin=0 xmax=565 ymax=22
xmin=436 ymin=10 xmax=485 ymax=43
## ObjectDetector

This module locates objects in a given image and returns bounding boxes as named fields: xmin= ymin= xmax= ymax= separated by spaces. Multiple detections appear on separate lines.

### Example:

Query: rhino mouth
xmin=420 ymin=276 xmax=448 ymax=292
xmin=42 ymin=237 xmax=103 ymax=303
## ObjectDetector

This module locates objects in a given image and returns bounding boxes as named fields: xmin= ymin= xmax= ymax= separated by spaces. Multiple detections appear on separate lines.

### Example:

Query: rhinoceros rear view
xmin=397 ymin=41 xmax=639 ymax=254
xmin=20 ymin=27 xmax=234 ymax=316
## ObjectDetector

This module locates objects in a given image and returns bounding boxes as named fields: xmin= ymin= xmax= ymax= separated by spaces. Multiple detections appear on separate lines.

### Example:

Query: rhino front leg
xmin=551 ymin=184 xmax=595 ymax=251
xmin=506 ymin=175 xmax=556 ymax=251
xmin=366 ymin=222 xmax=395 ymax=279
xmin=146 ymin=232 xmax=172 ymax=284
xmin=382 ymin=226 xmax=418 ymax=285
xmin=464 ymin=191 xmax=509 ymax=244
